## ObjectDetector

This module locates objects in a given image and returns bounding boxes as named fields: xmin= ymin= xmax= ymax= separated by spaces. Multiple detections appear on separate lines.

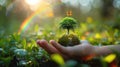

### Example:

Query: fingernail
xmin=36 ymin=40 xmax=41 ymax=44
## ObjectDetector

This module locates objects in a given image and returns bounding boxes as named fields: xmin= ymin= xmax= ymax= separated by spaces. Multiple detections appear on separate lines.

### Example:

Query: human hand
xmin=37 ymin=40 xmax=95 ymax=60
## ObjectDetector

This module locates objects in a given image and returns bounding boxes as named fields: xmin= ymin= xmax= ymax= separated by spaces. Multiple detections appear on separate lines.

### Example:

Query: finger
xmin=49 ymin=40 xmax=68 ymax=54
xmin=37 ymin=40 xmax=69 ymax=60
xmin=37 ymin=40 xmax=43 ymax=47
xmin=37 ymin=40 xmax=59 ymax=54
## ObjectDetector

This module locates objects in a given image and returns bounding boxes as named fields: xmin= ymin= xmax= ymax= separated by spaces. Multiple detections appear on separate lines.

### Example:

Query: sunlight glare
xmin=25 ymin=0 xmax=41 ymax=5
xmin=24 ymin=0 xmax=54 ymax=18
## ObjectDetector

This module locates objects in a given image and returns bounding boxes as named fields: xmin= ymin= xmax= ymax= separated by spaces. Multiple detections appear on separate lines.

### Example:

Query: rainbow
xmin=18 ymin=2 xmax=61 ymax=34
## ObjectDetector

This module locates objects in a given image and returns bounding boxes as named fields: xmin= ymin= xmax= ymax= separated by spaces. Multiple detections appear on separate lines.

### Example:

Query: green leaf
xmin=104 ymin=54 xmax=116 ymax=63
xmin=21 ymin=39 xmax=26 ymax=49
xmin=51 ymin=54 xmax=65 ymax=66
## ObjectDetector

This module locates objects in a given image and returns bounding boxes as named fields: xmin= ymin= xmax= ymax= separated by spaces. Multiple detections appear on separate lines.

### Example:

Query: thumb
xmin=49 ymin=40 xmax=67 ymax=54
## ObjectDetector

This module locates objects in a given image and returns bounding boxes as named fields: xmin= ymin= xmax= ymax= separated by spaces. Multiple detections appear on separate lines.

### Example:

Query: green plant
xmin=58 ymin=17 xmax=80 ymax=46
xmin=59 ymin=17 xmax=77 ymax=34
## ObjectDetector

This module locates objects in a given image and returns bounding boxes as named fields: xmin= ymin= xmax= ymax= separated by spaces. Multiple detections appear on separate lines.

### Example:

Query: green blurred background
xmin=0 ymin=0 xmax=120 ymax=34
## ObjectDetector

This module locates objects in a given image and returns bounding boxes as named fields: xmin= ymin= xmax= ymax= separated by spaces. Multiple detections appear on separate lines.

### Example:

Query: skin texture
xmin=37 ymin=40 xmax=120 ymax=60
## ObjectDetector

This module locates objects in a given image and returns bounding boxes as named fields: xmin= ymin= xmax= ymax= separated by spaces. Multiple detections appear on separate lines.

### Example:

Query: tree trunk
xmin=67 ymin=29 xmax=70 ymax=35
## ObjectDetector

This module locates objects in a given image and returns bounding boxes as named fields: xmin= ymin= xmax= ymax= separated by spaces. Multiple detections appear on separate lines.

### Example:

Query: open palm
xmin=37 ymin=40 xmax=94 ymax=60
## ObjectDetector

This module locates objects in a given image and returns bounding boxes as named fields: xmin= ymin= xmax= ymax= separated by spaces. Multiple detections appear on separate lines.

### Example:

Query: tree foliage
xmin=59 ymin=17 xmax=77 ymax=34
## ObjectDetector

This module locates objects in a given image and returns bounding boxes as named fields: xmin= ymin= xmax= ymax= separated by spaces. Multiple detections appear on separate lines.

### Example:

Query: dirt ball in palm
xmin=58 ymin=34 xmax=80 ymax=46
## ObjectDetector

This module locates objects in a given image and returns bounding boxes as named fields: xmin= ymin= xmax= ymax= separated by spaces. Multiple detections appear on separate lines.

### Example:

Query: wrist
xmin=93 ymin=46 xmax=113 ymax=56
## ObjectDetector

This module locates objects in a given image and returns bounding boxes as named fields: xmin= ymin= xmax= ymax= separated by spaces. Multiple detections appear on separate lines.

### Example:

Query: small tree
xmin=59 ymin=17 xmax=77 ymax=34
